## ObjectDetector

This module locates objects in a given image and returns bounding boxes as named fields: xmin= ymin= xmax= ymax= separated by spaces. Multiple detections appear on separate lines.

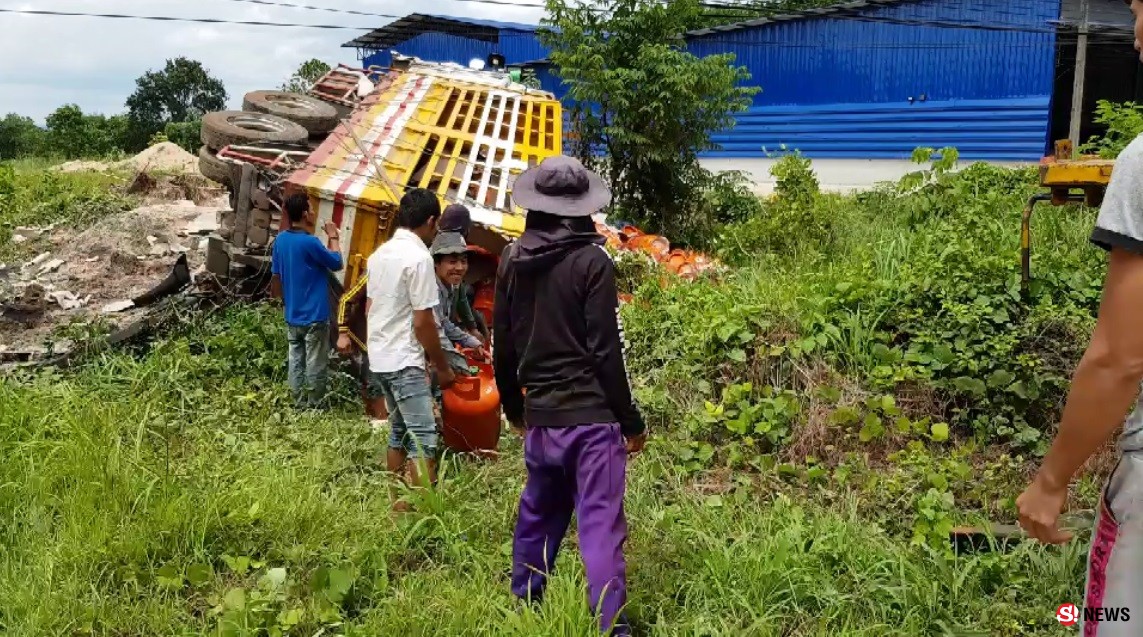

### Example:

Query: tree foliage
xmin=540 ymin=0 xmax=757 ymax=244
xmin=0 ymin=114 xmax=46 ymax=160
xmin=44 ymin=105 xmax=129 ymax=159
xmin=125 ymin=57 xmax=227 ymax=151
xmin=1079 ymin=100 xmax=1143 ymax=159
xmin=281 ymin=59 xmax=331 ymax=93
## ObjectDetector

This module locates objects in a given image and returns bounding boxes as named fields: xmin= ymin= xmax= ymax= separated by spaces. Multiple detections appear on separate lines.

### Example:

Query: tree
xmin=44 ymin=105 xmax=129 ymax=159
xmin=541 ymin=0 xmax=757 ymax=243
xmin=281 ymin=59 xmax=331 ymax=93
xmin=0 ymin=114 xmax=46 ymax=160
xmin=125 ymin=57 xmax=227 ymax=151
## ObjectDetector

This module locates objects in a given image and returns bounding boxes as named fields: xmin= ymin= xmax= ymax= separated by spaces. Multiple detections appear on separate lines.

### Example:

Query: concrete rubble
xmin=47 ymin=290 xmax=90 ymax=311
xmin=2 ymin=194 xmax=227 ymax=356
xmin=183 ymin=211 xmax=220 ymax=236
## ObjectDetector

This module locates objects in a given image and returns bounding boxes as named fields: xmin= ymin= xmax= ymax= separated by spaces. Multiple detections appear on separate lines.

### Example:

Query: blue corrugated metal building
xmin=685 ymin=0 xmax=1060 ymax=160
xmin=344 ymin=14 xmax=549 ymax=75
xmin=342 ymin=1 xmax=1137 ymax=162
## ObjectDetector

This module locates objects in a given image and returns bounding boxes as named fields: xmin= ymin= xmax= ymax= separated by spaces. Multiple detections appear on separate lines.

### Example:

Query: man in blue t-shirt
xmin=270 ymin=193 xmax=344 ymax=409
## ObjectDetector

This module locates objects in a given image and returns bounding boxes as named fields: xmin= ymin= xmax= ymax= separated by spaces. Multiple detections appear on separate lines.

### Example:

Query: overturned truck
xmin=198 ymin=55 xmax=564 ymax=454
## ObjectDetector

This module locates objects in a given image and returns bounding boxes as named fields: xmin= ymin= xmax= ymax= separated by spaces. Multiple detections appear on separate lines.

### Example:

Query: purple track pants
xmin=510 ymin=423 xmax=631 ymax=635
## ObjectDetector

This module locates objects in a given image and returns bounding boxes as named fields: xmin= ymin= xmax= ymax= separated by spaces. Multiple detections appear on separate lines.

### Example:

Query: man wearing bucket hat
xmin=494 ymin=155 xmax=647 ymax=636
xmin=428 ymin=232 xmax=486 ymax=409
xmin=439 ymin=203 xmax=490 ymax=344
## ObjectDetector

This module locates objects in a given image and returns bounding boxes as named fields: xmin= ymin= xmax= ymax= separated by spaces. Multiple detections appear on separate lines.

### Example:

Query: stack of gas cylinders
xmin=442 ymin=223 xmax=717 ymax=457
xmin=594 ymin=222 xmax=718 ymax=281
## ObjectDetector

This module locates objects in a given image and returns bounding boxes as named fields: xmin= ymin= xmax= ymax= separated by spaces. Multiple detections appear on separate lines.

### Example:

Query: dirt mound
xmin=118 ymin=142 xmax=198 ymax=174
xmin=54 ymin=142 xmax=200 ymax=175
xmin=0 ymin=196 xmax=228 ymax=358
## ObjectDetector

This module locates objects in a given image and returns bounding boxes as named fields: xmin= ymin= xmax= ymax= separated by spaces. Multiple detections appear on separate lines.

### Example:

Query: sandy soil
xmin=55 ymin=142 xmax=199 ymax=175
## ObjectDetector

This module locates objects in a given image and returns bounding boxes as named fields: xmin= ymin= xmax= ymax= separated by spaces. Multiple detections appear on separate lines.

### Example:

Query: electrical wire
xmin=219 ymin=0 xmax=546 ymax=17
xmin=0 ymin=8 xmax=366 ymax=29
xmin=0 ymin=6 xmax=1134 ymax=51
xmin=0 ymin=3 xmax=1111 ymax=39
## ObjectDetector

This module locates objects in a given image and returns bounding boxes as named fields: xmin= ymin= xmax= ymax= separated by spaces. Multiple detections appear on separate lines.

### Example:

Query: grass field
xmin=0 ymin=156 xmax=1109 ymax=635
xmin=0 ymin=307 xmax=1091 ymax=637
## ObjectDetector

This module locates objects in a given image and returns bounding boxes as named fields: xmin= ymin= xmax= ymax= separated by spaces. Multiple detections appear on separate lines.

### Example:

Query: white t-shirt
xmin=365 ymin=228 xmax=439 ymax=373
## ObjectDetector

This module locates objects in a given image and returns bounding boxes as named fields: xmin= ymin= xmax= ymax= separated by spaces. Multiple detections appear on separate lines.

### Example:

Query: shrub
xmin=1080 ymin=100 xmax=1143 ymax=159
xmin=712 ymin=152 xmax=838 ymax=263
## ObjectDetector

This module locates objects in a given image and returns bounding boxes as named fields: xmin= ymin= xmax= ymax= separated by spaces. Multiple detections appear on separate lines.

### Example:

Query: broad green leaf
xmin=223 ymin=588 xmax=246 ymax=612
xmin=895 ymin=416 xmax=912 ymax=434
xmin=952 ymin=377 xmax=986 ymax=396
xmin=987 ymin=370 xmax=1016 ymax=389
xmin=930 ymin=422 xmax=950 ymax=442
xmin=278 ymin=608 xmax=304 ymax=628
xmin=186 ymin=563 xmax=212 ymax=588
xmin=263 ymin=567 xmax=287 ymax=590
xmin=309 ymin=566 xmax=330 ymax=593
xmin=931 ymin=344 xmax=955 ymax=364
xmin=156 ymin=564 xmax=183 ymax=588
xmin=829 ymin=407 xmax=860 ymax=426
xmin=727 ymin=349 xmax=747 ymax=363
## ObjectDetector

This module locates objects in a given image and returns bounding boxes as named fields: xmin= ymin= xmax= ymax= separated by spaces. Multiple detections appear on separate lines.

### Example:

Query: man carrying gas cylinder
xmin=427 ymin=231 xmax=490 ymax=417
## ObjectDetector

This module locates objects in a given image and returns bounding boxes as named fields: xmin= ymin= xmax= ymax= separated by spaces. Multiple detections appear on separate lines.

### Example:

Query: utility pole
xmin=1068 ymin=0 xmax=1090 ymax=149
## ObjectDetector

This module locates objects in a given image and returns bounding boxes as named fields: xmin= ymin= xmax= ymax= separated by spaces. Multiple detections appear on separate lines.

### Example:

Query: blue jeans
xmin=368 ymin=366 xmax=438 ymax=459
xmin=287 ymin=321 xmax=329 ymax=408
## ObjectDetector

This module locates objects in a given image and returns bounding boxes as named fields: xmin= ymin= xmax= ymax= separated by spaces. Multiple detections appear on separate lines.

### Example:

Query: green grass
xmin=0 ymin=305 xmax=1090 ymax=636
xmin=0 ymin=161 xmax=135 ymax=262
xmin=0 ymin=156 xmax=1110 ymax=636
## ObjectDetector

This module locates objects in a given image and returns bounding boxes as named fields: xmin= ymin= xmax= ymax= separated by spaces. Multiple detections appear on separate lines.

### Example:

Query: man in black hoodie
xmin=494 ymin=156 xmax=646 ymax=636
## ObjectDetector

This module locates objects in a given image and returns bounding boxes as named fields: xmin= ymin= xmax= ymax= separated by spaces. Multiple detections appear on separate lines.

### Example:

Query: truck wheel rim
xmin=228 ymin=114 xmax=290 ymax=133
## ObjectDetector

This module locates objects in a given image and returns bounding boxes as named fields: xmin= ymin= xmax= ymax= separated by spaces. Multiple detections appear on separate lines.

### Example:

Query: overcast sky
xmin=0 ymin=0 xmax=546 ymax=123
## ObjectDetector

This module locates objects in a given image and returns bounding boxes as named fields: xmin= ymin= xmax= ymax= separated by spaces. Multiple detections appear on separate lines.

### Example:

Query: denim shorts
xmin=367 ymin=366 xmax=438 ymax=459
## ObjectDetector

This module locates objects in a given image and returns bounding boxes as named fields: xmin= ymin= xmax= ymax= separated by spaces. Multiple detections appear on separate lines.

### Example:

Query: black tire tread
xmin=242 ymin=90 xmax=340 ymax=135
xmin=197 ymin=146 xmax=232 ymax=185
xmin=200 ymin=110 xmax=308 ymax=150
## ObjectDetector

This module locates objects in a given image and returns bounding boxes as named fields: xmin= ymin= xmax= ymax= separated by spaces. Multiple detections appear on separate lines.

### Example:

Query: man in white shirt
xmin=365 ymin=188 xmax=455 ymax=506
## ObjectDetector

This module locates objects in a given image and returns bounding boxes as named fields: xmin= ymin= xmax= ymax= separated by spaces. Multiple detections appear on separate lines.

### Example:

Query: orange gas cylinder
xmin=619 ymin=225 xmax=644 ymax=243
xmin=472 ymin=282 xmax=495 ymax=329
xmin=441 ymin=359 xmax=502 ymax=454
xmin=666 ymin=249 xmax=691 ymax=271
xmin=596 ymin=223 xmax=623 ymax=249
xmin=627 ymin=234 xmax=670 ymax=259
xmin=676 ymin=263 xmax=698 ymax=280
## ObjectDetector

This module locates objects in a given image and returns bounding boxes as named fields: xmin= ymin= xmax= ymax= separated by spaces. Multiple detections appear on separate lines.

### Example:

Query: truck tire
xmin=200 ymin=111 xmax=308 ymax=150
xmin=242 ymin=90 xmax=340 ymax=135
xmin=198 ymin=146 xmax=232 ymax=185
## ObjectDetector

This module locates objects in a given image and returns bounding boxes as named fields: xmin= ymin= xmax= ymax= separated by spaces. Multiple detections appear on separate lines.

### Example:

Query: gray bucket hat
xmin=430 ymin=231 xmax=468 ymax=257
xmin=511 ymin=156 xmax=611 ymax=217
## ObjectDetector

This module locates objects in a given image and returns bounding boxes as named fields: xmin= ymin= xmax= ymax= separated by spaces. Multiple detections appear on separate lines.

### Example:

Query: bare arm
xmin=269 ymin=274 xmax=282 ymax=300
xmin=413 ymin=308 xmax=453 ymax=383
xmin=407 ymin=255 xmax=453 ymax=386
xmin=1019 ymin=248 xmax=1143 ymax=542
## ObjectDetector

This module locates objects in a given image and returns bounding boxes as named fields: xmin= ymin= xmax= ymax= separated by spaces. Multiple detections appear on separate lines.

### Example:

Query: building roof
xmin=1054 ymin=0 xmax=1133 ymax=35
xmin=685 ymin=0 xmax=922 ymax=37
xmin=342 ymin=13 xmax=539 ymax=51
